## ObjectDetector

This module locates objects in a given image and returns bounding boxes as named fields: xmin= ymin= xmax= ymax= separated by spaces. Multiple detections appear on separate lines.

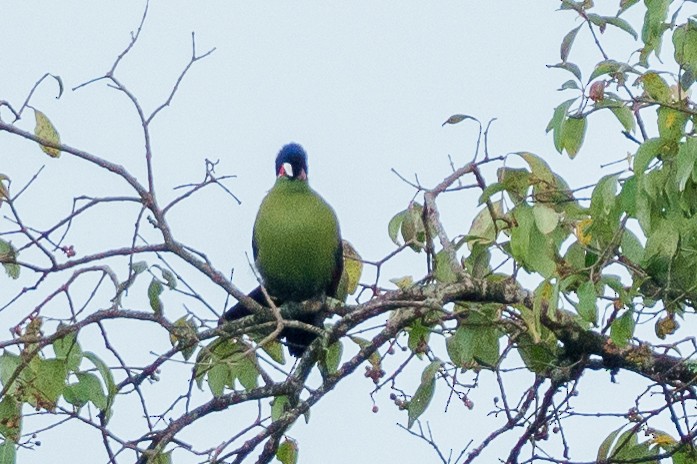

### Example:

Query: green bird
xmin=224 ymin=143 xmax=343 ymax=357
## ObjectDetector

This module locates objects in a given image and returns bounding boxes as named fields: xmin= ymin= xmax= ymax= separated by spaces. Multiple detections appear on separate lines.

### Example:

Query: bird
xmin=223 ymin=143 xmax=343 ymax=357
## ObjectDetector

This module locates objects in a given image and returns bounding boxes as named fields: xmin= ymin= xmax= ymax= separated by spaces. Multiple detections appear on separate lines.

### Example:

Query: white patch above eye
xmin=283 ymin=162 xmax=293 ymax=177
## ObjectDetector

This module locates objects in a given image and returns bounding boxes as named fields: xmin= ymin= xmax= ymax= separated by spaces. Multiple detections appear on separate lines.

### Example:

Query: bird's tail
xmin=222 ymin=286 xmax=266 ymax=320
xmin=222 ymin=287 xmax=321 ymax=357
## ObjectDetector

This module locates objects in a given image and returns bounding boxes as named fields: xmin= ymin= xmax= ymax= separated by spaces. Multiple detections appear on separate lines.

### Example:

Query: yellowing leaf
xmin=575 ymin=218 xmax=592 ymax=246
xmin=638 ymin=72 xmax=671 ymax=103
xmin=34 ymin=109 xmax=61 ymax=158
xmin=390 ymin=275 xmax=414 ymax=290
xmin=650 ymin=431 xmax=677 ymax=447
xmin=342 ymin=240 xmax=363 ymax=295
xmin=0 ymin=174 xmax=9 ymax=208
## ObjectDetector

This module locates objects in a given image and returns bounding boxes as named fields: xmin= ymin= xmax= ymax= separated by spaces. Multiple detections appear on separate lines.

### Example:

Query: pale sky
xmin=0 ymin=2 xmax=661 ymax=463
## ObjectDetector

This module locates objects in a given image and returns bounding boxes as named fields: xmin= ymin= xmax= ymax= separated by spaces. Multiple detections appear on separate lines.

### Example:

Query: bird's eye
xmin=282 ymin=162 xmax=294 ymax=177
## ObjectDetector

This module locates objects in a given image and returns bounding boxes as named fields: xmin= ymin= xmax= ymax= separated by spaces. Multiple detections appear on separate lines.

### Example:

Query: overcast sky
xmin=0 ymin=2 xmax=659 ymax=463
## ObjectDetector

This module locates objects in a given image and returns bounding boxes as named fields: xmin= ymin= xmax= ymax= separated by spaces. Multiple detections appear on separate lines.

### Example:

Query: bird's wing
xmin=252 ymin=231 xmax=259 ymax=262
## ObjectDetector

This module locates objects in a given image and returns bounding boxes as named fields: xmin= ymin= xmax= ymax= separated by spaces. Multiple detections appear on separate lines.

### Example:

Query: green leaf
xmin=160 ymin=268 xmax=177 ymax=290
xmin=517 ymin=152 xmax=556 ymax=186
xmin=645 ymin=217 xmax=679 ymax=260
xmin=588 ymin=174 xmax=621 ymax=248
xmin=611 ymin=310 xmax=635 ymax=347
xmin=619 ymin=175 xmax=637 ymax=217
xmin=546 ymin=99 xmax=577 ymax=153
xmin=276 ymin=438 xmax=299 ymax=464
xmin=169 ymin=316 xmax=198 ymax=361
xmin=677 ymin=137 xmax=697 ymax=191
xmin=131 ymin=261 xmax=148 ymax=274
xmin=34 ymin=109 xmax=61 ymax=158
xmin=0 ymin=440 xmax=16 ymax=464
xmin=619 ymin=0 xmax=640 ymax=14
xmin=64 ymin=372 xmax=107 ymax=410
xmin=83 ymin=351 xmax=116 ymax=419
xmin=610 ymin=105 xmax=636 ymax=133
xmin=510 ymin=204 xmax=534 ymax=265
xmin=533 ymin=204 xmax=559 ymax=235
xmin=83 ymin=351 xmax=116 ymax=396
xmin=564 ymin=241 xmax=586 ymax=271
xmin=633 ymin=138 xmax=663 ymax=174
xmin=230 ymin=355 xmax=259 ymax=391
xmin=478 ymin=181 xmax=506 ymax=204
xmin=467 ymin=201 xmax=503 ymax=246
xmin=589 ymin=60 xmax=630 ymax=82
xmin=608 ymin=428 xmax=657 ymax=461
xmin=673 ymin=21 xmax=697 ymax=85
xmin=271 ymin=395 xmax=290 ymax=422
xmin=621 ymin=230 xmax=644 ymax=264
xmin=640 ymin=0 xmax=670 ymax=64
xmin=407 ymin=360 xmax=442 ymax=429
xmin=434 ymin=249 xmax=457 ymax=284
xmin=559 ymin=79 xmax=580 ymax=91
xmin=639 ymin=72 xmax=671 ymax=102
xmin=0 ymin=240 xmax=19 ymax=280
xmin=388 ymin=209 xmax=407 ymax=245
xmin=150 ymin=451 xmax=172 ymax=464
xmin=208 ymin=363 xmax=229 ymax=397
xmin=560 ymin=25 xmax=582 ymax=62
xmin=31 ymin=358 xmax=67 ymax=409
xmin=576 ymin=281 xmax=598 ymax=325
xmin=585 ymin=15 xmax=637 ymax=40
xmin=602 ymin=16 xmax=638 ymax=39
xmin=52 ymin=327 xmax=83 ymax=372
xmin=446 ymin=305 xmax=500 ymax=367
xmin=562 ymin=115 xmax=586 ymax=158
xmin=261 ymin=340 xmax=285 ymax=364
xmin=441 ymin=114 xmax=477 ymax=126
xmin=0 ymin=396 xmax=21 ymax=442
xmin=510 ymin=201 xmax=558 ymax=278
xmin=407 ymin=319 xmax=431 ymax=355
xmin=322 ymin=341 xmax=342 ymax=374
xmin=148 ymin=278 xmax=164 ymax=314
xmin=657 ymin=107 xmax=688 ymax=142
xmin=547 ymin=62 xmax=582 ymax=82
xmin=401 ymin=202 xmax=426 ymax=251
xmin=516 ymin=333 xmax=558 ymax=373
xmin=672 ymin=447 xmax=697 ymax=464
xmin=497 ymin=167 xmax=531 ymax=203
xmin=598 ymin=426 xmax=626 ymax=461
xmin=195 ymin=338 xmax=258 ymax=395
xmin=527 ymin=227 xmax=557 ymax=278
xmin=0 ymin=352 xmax=20 ymax=394
xmin=464 ymin=243 xmax=491 ymax=279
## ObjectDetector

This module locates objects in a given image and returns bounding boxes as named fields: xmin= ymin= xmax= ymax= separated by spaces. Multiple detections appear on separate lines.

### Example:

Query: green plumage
xmin=253 ymin=177 xmax=341 ymax=301
xmin=224 ymin=143 xmax=342 ymax=357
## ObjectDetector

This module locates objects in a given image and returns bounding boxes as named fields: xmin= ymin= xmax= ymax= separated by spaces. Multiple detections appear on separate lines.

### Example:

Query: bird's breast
xmin=253 ymin=187 xmax=340 ymax=301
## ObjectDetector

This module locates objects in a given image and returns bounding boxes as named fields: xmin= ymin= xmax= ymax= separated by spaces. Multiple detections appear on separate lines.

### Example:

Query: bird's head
xmin=275 ymin=143 xmax=308 ymax=181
